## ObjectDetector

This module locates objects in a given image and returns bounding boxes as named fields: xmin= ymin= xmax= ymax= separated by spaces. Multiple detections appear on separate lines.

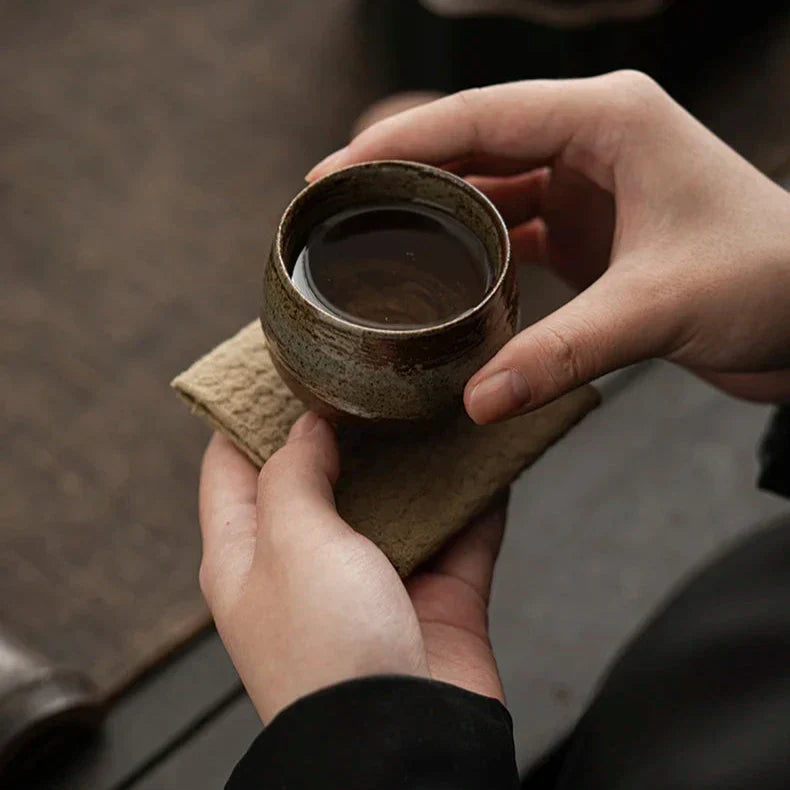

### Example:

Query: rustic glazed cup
xmin=261 ymin=160 xmax=518 ymax=422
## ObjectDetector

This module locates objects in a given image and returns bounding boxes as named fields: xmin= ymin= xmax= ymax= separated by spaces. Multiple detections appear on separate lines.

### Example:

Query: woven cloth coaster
xmin=172 ymin=321 xmax=599 ymax=576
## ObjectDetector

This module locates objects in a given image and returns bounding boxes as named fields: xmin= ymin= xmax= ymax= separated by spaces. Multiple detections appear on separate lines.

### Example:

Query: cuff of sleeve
xmin=226 ymin=675 xmax=520 ymax=790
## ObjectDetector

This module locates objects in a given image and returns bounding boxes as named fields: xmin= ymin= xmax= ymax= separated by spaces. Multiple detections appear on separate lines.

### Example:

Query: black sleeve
xmin=759 ymin=405 xmax=790 ymax=498
xmin=226 ymin=675 xmax=520 ymax=790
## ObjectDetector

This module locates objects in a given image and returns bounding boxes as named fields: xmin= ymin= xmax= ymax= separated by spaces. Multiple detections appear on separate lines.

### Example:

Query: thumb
xmin=255 ymin=412 xmax=344 ymax=543
xmin=464 ymin=272 xmax=675 ymax=423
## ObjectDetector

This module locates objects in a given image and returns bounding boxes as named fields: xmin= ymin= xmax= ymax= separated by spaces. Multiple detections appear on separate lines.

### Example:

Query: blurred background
xmin=2 ymin=0 xmax=789 ymax=786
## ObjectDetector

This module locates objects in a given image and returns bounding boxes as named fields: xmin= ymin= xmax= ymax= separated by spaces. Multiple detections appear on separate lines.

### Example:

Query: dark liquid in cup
xmin=290 ymin=202 xmax=492 ymax=329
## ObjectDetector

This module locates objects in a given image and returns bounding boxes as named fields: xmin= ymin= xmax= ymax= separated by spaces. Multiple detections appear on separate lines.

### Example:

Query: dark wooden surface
xmin=26 ymin=631 xmax=241 ymax=790
xmin=1 ymin=0 xmax=380 ymax=700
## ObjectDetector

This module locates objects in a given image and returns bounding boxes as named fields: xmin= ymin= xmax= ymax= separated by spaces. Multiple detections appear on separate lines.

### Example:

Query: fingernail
xmin=288 ymin=411 xmax=319 ymax=441
xmin=305 ymin=146 xmax=349 ymax=182
xmin=467 ymin=369 xmax=531 ymax=423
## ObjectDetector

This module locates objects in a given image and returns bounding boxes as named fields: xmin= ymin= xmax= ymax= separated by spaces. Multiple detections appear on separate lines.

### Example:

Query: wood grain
xmin=0 ymin=0 xmax=379 ymax=697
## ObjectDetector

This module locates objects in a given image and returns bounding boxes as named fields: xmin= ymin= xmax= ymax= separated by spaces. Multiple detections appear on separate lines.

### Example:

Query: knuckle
xmin=454 ymin=86 xmax=484 ymax=109
xmin=609 ymin=69 xmax=659 ymax=95
xmin=453 ymin=87 xmax=485 ymax=147
xmin=534 ymin=323 xmax=588 ymax=390
xmin=257 ymin=448 xmax=288 ymax=500
xmin=572 ymin=70 xmax=667 ymax=173
xmin=608 ymin=69 xmax=665 ymax=117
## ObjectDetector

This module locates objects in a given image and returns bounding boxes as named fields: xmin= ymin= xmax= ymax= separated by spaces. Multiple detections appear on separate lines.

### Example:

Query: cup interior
xmin=277 ymin=161 xmax=509 ymax=331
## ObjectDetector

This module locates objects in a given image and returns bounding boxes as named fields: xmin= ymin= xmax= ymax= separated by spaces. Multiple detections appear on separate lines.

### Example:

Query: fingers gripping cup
xmin=261 ymin=160 xmax=518 ymax=422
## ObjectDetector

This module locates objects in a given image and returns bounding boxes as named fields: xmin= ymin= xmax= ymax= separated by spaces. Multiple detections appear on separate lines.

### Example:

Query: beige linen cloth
xmin=173 ymin=321 xmax=599 ymax=576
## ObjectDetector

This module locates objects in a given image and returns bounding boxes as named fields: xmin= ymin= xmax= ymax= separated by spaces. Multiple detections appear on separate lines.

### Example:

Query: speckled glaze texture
xmin=261 ymin=160 xmax=518 ymax=422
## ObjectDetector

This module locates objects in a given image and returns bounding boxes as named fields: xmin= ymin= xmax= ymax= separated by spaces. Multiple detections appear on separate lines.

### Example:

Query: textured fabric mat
xmin=173 ymin=322 xmax=600 ymax=575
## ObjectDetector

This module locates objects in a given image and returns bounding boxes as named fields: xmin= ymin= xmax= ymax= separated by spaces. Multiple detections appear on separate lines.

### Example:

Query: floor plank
xmin=27 ymin=631 xmax=240 ymax=790
xmin=129 ymin=698 xmax=260 ymax=790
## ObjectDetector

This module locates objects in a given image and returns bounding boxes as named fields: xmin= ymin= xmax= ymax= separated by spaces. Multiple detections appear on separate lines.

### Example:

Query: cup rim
xmin=273 ymin=159 xmax=511 ymax=338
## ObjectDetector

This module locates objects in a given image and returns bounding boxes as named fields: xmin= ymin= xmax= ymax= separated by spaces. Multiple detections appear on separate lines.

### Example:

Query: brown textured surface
xmin=0 ymin=0 xmax=380 ymax=698
xmin=173 ymin=322 xmax=600 ymax=575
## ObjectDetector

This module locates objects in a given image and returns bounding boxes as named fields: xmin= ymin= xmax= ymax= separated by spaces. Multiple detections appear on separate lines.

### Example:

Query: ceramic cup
xmin=261 ymin=160 xmax=518 ymax=422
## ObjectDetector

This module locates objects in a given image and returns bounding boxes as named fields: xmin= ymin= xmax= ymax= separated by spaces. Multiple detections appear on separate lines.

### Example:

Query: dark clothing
xmin=367 ymin=0 xmax=787 ymax=95
xmin=228 ymin=408 xmax=790 ymax=789
xmin=759 ymin=405 xmax=790 ymax=498
xmin=227 ymin=676 xmax=520 ymax=790
xmin=523 ymin=513 xmax=790 ymax=790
